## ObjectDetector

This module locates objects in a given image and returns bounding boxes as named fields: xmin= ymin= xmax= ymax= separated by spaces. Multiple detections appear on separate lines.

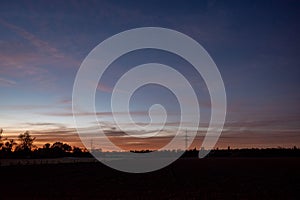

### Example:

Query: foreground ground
xmin=1 ymin=157 xmax=300 ymax=199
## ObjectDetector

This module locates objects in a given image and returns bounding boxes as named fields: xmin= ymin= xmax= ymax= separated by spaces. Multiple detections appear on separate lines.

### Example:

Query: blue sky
xmin=0 ymin=0 xmax=299 ymax=149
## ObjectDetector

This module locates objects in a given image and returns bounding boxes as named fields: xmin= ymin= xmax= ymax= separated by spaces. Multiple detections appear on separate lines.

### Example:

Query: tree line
xmin=1 ymin=128 xmax=300 ymax=159
xmin=0 ymin=129 xmax=89 ymax=158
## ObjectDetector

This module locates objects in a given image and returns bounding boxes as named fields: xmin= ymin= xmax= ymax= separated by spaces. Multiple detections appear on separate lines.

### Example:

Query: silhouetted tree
xmin=2 ymin=139 xmax=17 ymax=153
xmin=51 ymin=142 xmax=63 ymax=150
xmin=51 ymin=142 xmax=72 ymax=156
xmin=43 ymin=143 xmax=51 ymax=149
xmin=0 ymin=128 xmax=3 ymax=149
xmin=15 ymin=131 xmax=36 ymax=153
xmin=73 ymin=146 xmax=82 ymax=155
xmin=63 ymin=143 xmax=72 ymax=152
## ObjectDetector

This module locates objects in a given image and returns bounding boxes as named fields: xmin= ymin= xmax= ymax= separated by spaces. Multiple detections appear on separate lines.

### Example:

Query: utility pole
xmin=90 ymin=138 xmax=93 ymax=152
xmin=185 ymin=129 xmax=188 ymax=150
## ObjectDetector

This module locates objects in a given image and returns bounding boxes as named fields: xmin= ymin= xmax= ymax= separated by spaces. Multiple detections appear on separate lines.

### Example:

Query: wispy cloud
xmin=97 ymin=83 xmax=129 ymax=94
xmin=0 ymin=77 xmax=16 ymax=87
xmin=97 ymin=83 xmax=113 ymax=93
xmin=0 ymin=104 xmax=52 ymax=111
xmin=225 ymin=115 xmax=300 ymax=131
xmin=0 ymin=18 xmax=64 ymax=59
xmin=58 ymin=99 xmax=72 ymax=105
xmin=25 ymin=122 xmax=65 ymax=127
xmin=0 ymin=18 xmax=80 ymax=89
xmin=39 ymin=110 xmax=180 ymax=118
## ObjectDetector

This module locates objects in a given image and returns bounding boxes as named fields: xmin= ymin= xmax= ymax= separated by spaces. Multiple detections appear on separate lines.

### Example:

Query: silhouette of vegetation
xmin=0 ymin=129 xmax=88 ymax=159
xmin=181 ymin=147 xmax=300 ymax=158
xmin=0 ymin=129 xmax=17 ymax=156
xmin=0 ymin=128 xmax=3 ymax=149
xmin=1 ymin=128 xmax=300 ymax=159
xmin=2 ymin=139 xmax=17 ymax=153
xmin=130 ymin=149 xmax=153 ymax=153
xmin=128 ymin=147 xmax=300 ymax=158
xmin=15 ymin=131 xmax=36 ymax=153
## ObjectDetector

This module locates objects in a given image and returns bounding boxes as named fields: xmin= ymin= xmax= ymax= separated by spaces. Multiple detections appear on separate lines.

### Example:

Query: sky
xmin=0 ymin=0 xmax=300 ymax=150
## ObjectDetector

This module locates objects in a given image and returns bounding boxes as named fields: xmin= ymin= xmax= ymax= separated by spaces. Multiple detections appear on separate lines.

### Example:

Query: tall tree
xmin=16 ymin=131 xmax=36 ymax=152
xmin=0 ymin=128 xmax=3 ymax=150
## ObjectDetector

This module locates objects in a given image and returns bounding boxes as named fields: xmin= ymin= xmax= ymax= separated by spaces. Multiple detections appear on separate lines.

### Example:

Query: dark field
xmin=1 ymin=158 xmax=300 ymax=199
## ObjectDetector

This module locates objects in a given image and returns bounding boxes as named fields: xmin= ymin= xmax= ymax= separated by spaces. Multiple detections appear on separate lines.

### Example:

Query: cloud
xmin=0 ymin=18 xmax=80 ymax=88
xmin=58 ymin=99 xmax=72 ymax=105
xmin=39 ymin=110 xmax=152 ymax=117
xmin=25 ymin=122 xmax=65 ymax=127
xmin=0 ymin=18 xmax=64 ymax=59
xmin=0 ymin=104 xmax=51 ymax=111
xmin=97 ymin=83 xmax=114 ymax=93
xmin=2 ymin=119 xmax=300 ymax=151
xmin=97 ymin=83 xmax=129 ymax=94
xmin=225 ymin=115 xmax=300 ymax=131
xmin=31 ymin=128 xmax=81 ymax=146
xmin=0 ymin=53 xmax=58 ymax=90
xmin=0 ymin=77 xmax=16 ymax=87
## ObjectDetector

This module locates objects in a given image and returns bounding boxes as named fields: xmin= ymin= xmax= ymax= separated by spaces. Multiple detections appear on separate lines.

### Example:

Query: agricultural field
xmin=1 ymin=157 xmax=299 ymax=199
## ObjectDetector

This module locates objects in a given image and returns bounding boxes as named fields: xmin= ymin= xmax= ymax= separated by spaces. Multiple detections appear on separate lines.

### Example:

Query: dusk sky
xmin=0 ymin=0 xmax=299 ymax=150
